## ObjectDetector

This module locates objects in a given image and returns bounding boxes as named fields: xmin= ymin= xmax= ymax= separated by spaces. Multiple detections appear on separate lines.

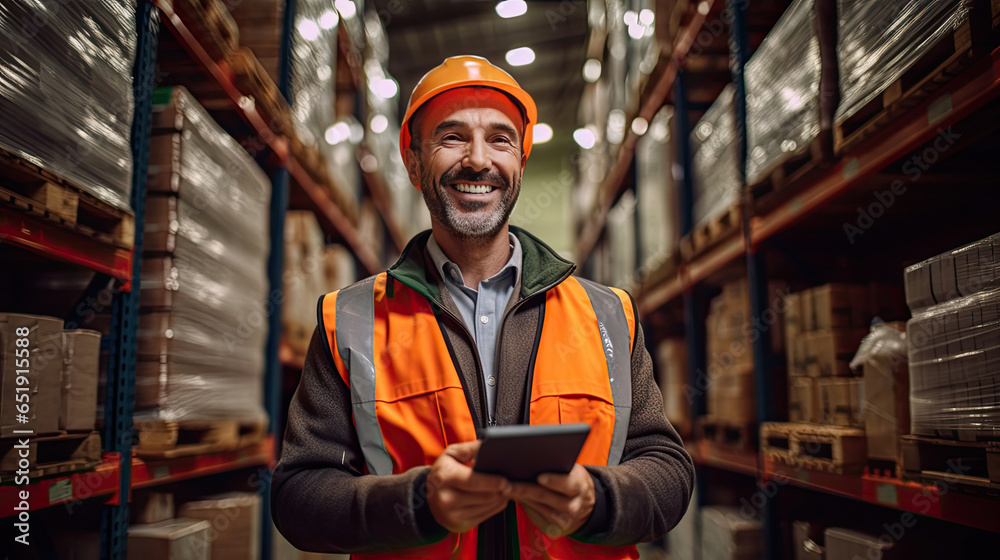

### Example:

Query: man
xmin=272 ymin=55 xmax=694 ymax=559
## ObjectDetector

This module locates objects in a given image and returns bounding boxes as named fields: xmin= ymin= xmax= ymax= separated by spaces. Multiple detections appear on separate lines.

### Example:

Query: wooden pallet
xmin=134 ymin=418 xmax=267 ymax=459
xmin=228 ymin=48 xmax=294 ymax=138
xmin=901 ymin=435 xmax=1000 ymax=491
xmin=0 ymin=148 xmax=135 ymax=248
xmin=0 ymin=432 xmax=102 ymax=476
xmin=748 ymin=136 xmax=830 ymax=209
xmin=679 ymin=203 xmax=742 ymax=262
xmin=761 ymin=422 xmax=866 ymax=475
xmin=696 ymin=416 xmax=757 ymax=452
xmin=834 ymin=10 xmax=997 ymax=155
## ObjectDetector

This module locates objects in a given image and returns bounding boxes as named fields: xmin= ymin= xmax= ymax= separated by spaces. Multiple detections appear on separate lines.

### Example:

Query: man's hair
xmin=406 ymin=87 xmax=528 ymax=157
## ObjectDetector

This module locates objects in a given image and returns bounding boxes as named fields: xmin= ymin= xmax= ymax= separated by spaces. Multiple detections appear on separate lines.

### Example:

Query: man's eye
xmin=442 ymin=134 xmax=462 ymax=142
xmin=493 ymin=136 xmax=512 ymax=145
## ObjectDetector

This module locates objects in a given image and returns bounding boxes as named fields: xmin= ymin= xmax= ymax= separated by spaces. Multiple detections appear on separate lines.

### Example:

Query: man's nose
xmin=462 ymin=135 xmax=491 ymax=173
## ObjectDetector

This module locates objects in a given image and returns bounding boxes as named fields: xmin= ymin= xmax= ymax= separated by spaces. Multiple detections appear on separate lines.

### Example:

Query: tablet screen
xmin=473 ymin=423 xmax=591 ymax=482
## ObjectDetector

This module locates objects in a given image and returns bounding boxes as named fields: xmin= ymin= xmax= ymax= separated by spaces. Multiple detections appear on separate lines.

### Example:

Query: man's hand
xmin=427 ymin=440 xmax=512 ymax=533
xmin=510 ymin=463 xmax=596 ymax=538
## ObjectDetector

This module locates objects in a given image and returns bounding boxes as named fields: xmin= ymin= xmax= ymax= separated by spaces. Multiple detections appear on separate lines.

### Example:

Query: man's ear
xmin=403 ymin=146 xmax=421 ymax=189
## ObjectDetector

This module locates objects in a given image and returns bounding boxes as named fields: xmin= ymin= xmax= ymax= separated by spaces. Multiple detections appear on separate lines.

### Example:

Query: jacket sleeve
xmin=575 ymin=302 xmax=696 ymax=545
xmin=271 ymin=327 xmax=448 ymax=553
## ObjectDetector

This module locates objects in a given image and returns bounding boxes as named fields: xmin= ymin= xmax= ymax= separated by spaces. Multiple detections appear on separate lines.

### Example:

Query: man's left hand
xmin=509 ymin=463 xmax=596 ymax=538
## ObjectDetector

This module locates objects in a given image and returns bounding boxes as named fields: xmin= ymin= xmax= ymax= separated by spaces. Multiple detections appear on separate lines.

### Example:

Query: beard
xmin=420 ymin=164 xmax=520 ymax=241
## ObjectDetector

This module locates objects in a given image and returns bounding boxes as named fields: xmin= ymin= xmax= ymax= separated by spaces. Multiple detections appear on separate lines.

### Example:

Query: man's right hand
xmin=427 ymin=440 xmax=512 ymax=533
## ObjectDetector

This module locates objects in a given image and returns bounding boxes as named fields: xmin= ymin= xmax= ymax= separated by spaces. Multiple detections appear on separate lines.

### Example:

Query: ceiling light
xmin=348 ymin=122 xmax=365 ymax=144
xmin=496 ymin=0 xmax=527 ymax=19
xmin=370 ymin=78 xmax=398 ymax=99
xmin=631 ymin=117 xmax=649 ymax=136
xmin=505 ymin=47 xmax=535 ymax=67
xmin=639 ymin=9 xmax=655 ymax=26
xmin=325 ymin=122 xmax=351 ymax=145
xmin=624 ymin=10 xmax=638 ymax=26
xmin=319 ymin=10 xmax=339 ymax=29
xmin=297 ymin=19 xmax=319 ymax=41
xmin=360 ymin=154 xmax=379 ymax=173
xmin=533 ymin=123 xmax=553 ymax=144
xmin=607 ymin=109 xmax=626 ymax=144
xmin=628 ymin=23 xmax=646 ymax=39
xmin=335 ymin=0 xmax=357 ymax=19
xmin=697 ymin=1 xmax=710 ymax=15
xmin=573 ymin=128 xmax=597 ymax=149
xmin=583 ymin=59 xmax=602 ymax=82
xmin=370 ymin=114 xmax=388 ymax=134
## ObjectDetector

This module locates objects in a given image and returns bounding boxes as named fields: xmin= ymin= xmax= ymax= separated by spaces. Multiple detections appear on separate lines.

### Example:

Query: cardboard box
xmin=701 ymin=506 xmax=763 ymax=560
xmin=788 ymin=377 xmax=820 ymax=423
xmin=863 ymin=346 xmax=910 ymax=462
xmin=133 ymin=492 xmax=175 ymax=525
xmin=824 ymin=528 xmax=895 ymax=560
xmin=178 ymin=492 xmax=261 ymax=560
xmin=818 ymin=378 xmax=864 ymax=428
xmin=708 ymin=368 xmax=755 ymax=423
xmin=784 ymin=292 xmax=803 ymax=340
xmin=1 ymin=314 xmax=63 ymax=436
xmin=658 ymin=339 xmax=690 ymax=437
xmin=811 ymin=284 xmax=870 ymax=330
xmin=61 ymin=330 xmax=101 ymax=431
xmin=804 ymin=329 xmax=868 ymax=377
xmin=127 ymin=518 xmax=211 ymax=560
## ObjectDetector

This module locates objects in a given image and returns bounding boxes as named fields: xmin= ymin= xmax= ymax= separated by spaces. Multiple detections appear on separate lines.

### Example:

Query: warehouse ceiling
xmin=370 ymin=0 xmax=590 ymax=146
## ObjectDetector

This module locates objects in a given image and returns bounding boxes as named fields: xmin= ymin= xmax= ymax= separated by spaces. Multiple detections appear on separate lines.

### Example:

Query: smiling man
xmin=272 ymin=56 xmax=694 ymax=559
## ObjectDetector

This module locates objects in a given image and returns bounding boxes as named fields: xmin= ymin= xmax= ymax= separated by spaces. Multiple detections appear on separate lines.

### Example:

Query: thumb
xmin=443 ymin=440 xmax=482 ymax=464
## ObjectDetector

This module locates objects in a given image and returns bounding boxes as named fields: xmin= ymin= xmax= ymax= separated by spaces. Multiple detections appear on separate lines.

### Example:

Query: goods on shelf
xmin=137 ymin=87 xmax=270 ymax=425
xmin=691 ymin=85 xmax=739 ymax=231
xmin=761 ymin=422 xmax=866 ymax=474
xmin=178 ymin=492 xmax=261 ymax=560
xmin=745 ymin=0 xmax=836 ymax=187
xmin=905 ymin=232 xmax=1000 ymax=439
xmin=850 ymin=322 xmax=910 ymax=464
xmin=700 ymin=506 xmax=763 ymax=560
xmin=823 ymin=527 xmax=896 ymax=560
xmin=225 ymin=0 xmax=285 ymax=81
xmin=835 ymin=0 xmax=984 ymax=150
xmin=283 ymin=211 xmax=357 ymax=354
xmin=60 ymin=329 xmax=101 ymax=431
xmin=133 ymin=491 xmax=176 ymax=525
xmin=1 ymin=313 xmax=63 ymax=436
xmin=0 ymin=0 xmax=135 ymax=211
xmin=636 ymin=106 xmax=680 ymax=267
xmin=607 ymin=191 xmax=637 ymax=289
xmin=903 ymin=232 xmax=1000 ymax=313
xmin=788 ymin=377 xmax=820 ymax=423
xmin=127 ymin=518 xmax=212 ymax=560
xmin=171 ymin=0 xmax=239 ymax=60
xmin=665 ymin=486 xmax=699 ymax=560
xmin=657 ymin=338 xmax=690 ymax=437
xmin=817 ymin=377 xmax=863 ymax=428
xmin=706 ymin=280 xmax=755 ymax=424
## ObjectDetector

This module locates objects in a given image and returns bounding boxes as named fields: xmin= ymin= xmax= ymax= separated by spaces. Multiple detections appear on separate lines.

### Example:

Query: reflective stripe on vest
xmin=577 ymin=277 xmax=633 ymax=467
xmin=332 ymin=276 xmax=393 ymax=476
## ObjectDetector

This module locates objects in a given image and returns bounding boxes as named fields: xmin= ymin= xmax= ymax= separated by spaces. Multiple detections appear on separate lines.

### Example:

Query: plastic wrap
xmin=635 ymin=106 xmax=678 ymax=264
xmin=836 ymin=0 xmax=970 ymax=125
xmin=607 ymin=191 xmax=636 ymax=288
xmin=904 ymin=232 xmax=1000 ymax=313
xmin=291 ymin=0 xmax=337 ymax=160
xmin=0 ymin=0 xmax=135 ymax=210
xmin=906 ymin=288 xmax=1000 ymax=439
xmin=851 ymin=321 xmax=910 ymax=460
xmin=137 ymin=87 xmax=271 ymax=424
xmin=745 ymin=0 xmax=821 ymax=185
xmin=691 ymin=85 xmax=740 ymax=228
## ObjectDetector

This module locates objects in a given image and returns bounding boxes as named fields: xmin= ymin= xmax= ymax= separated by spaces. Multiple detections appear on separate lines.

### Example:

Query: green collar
xmin=386 ymin=226 xmax=576 ymax=305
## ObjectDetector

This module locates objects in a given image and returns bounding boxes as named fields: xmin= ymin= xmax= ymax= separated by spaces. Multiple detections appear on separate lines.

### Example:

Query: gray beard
xmin=420 ymin=167 xmax=520 ymax=241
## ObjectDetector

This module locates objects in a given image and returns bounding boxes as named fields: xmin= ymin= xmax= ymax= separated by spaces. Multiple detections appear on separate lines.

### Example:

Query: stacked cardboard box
xmin=127 ymin=519 xmax=211 ymax=560
xmin=706 ymin=281 xmax=755 ymax=424
xmin=138 ymin=87 xmax=271 ymax=425
xmin=905 ymin=232 xmax=1000 ymax=439
xmin=0 ymin=314 xmax=63 ymax=436
xmin=60 ymin=330 xmax=100 ymax=431
xmin=700 ymin=506 xmax=764 ymax=560
xmin=179 ymin=492 xmax=261 ymax=560
xmin=785 ymin=284 xmax=906 ymax=428
xmin=851 ymin=322 xmax=909 ymax=464
xmin=657 ymin=339 xmax=690 ymax=437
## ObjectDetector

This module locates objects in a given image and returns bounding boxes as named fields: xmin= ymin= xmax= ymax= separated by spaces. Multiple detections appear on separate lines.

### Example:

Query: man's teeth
xmin=453 ymin=184 xmax=494 ymax=194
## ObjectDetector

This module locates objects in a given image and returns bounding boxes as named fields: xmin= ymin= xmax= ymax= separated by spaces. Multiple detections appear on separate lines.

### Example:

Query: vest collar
xmin=387 ymin=226 xmax=576 ymax=306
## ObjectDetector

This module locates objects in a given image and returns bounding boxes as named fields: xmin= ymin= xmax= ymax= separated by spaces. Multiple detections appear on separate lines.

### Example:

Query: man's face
xmin=406 ymin=88 xmax=527 ymax=241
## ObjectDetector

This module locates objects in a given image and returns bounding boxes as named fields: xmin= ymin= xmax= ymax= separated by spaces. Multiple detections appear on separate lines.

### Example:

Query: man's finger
xmin=537 ymin=464 xmax=587 ymax=496
xmin=442 ymin=440 xmax=482 ymax=464
xmin=510 ymin=483 xmax=572 ymax=510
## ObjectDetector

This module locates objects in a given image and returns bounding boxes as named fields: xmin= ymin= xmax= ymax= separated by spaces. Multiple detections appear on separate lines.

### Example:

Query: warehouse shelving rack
xmin=575 ymin=0 xmax=1000 ymax=557
xmin=0 ymin=1 xmax=402 ymax=557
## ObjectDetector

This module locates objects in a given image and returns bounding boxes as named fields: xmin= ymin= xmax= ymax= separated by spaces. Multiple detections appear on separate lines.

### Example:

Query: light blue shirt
xmin=426 ymin=233 xmax=522 ymax=423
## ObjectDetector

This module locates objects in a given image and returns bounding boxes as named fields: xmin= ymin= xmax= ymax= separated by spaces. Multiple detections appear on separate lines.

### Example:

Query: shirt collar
xmin=426 ymin=232 xmax=522 ymax=289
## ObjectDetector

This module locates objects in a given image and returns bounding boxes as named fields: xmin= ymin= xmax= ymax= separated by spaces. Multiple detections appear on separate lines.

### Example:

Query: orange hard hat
xmin=399 ymin=55 xmax=538 ymax=163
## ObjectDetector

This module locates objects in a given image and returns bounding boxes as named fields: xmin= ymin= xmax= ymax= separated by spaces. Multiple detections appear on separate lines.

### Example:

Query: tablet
xmin=473 ymin=423 xmax=591 ymax=482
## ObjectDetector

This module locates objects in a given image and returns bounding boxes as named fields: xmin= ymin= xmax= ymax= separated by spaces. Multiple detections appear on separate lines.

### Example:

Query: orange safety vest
xmin=321 ymin=271 xmax=640 ymax=560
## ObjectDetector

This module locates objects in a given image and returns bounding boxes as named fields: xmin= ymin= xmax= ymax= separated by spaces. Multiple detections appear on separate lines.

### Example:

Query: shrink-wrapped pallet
xmin=0 ymin=0 xmax=134 ymax=210
xmin=635 ymin=106 xmax=679 ymax=265
xmin=691 ymin=86 xmax=739 ymax=228
xmin=138 ymin=87 xmax=270 ymax=425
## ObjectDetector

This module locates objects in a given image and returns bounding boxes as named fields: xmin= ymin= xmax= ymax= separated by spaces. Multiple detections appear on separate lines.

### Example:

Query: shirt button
xmin=487 ymin=376 xmax=496 ymax=387
xmin=480 ymin=315 xmax=489 ymax=324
